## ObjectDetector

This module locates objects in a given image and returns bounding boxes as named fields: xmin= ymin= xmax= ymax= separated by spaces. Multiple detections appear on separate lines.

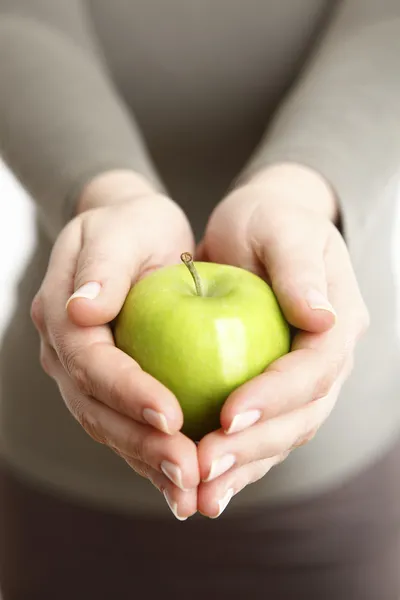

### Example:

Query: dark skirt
xmin=1 ymin=439 xmax=400 ymax=600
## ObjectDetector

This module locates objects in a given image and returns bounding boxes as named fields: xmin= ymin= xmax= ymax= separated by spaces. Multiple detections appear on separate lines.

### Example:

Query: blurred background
xmin=0 ymin=159 xmax=36 ymax=600
xmin=0 ymin=160 xmax=36 ymax=343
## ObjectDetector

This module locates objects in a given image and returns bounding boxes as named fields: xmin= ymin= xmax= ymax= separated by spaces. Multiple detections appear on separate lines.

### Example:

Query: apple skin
xmin=114 ymin=262 xmax=291 ymax=441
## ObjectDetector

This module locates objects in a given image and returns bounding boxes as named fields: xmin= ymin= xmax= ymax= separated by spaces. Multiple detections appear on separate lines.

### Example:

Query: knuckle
xmin=300 ymin=410 xmax=315 ymax=440
xmin=136 ymin=432 xmax=155 ymax=463
xmin=313 ymin=350 xmax=346 ymax=400
xmin=64 ymin=348 xmax=93 ymax=397
xmin=131 ymin=461 xmax=152 ymax=480
xmin=109 ymin=445 xmax=124 ymax=459
xmin=246 ymin=468 xmax=267 ymax=488
xmin=107 ymin=365 xmax=133 ymax=413
xmin=39 ymin=344 xmax=55 ymax=378
xmin=278 ymin=450 xmax=291 ymax=464
xmin=122 ymin=429 xmax=145 ymax=462
xmin=291 ymin=404 xmax=320 ymax=450
xmin=76 ymin=405 xmax=106 ymax=445
xmin=314 ymin=366 xmax=337 ymax=400
xmin=30 ymin=293 xmax=45 ymax=333
xmin=293 ymin=425 xmax=319 ymax=449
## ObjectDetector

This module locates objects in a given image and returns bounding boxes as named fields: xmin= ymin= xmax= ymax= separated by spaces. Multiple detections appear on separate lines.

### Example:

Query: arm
xmin=241 ymin=0 xmax=400 ymax=251
xmin=0 ymin=0 xmax=162 ymax=237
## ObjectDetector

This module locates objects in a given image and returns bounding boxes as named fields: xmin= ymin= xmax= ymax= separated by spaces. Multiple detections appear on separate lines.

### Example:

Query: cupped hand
xmin=196 ymin=164 xmax=370 ymax=518
xmin=31 ymin=172 xmax=199 ymax=520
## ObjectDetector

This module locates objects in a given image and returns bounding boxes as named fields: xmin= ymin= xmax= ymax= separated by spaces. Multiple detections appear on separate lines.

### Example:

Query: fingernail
xmin=204 ymin=454 xmax=236 ymax=482
xmin=161 ymin=460 xmax=188 ymax=491
xmin=306 ymin=290 xmax=336 ymax=316
xmin=225 ymin=409 xmax=261 ymax=434
xmin=66 ymin=282 xmax=101 ymax=308
xmin=143 ymin=408 xmax=171 ymax=435
xmin=210 ymin=488 xmax=234 ymax=519
xmin=163 ymin=490 xmax=187 ymax=521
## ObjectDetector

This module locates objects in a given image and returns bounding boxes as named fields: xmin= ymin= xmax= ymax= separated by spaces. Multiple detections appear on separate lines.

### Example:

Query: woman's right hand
xmin=30 ymin=171 xmax=199 ymax=520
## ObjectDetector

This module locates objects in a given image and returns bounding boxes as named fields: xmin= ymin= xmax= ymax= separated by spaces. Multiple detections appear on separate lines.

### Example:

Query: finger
xmin=220 ymin=339 xmax=350 ymax=434
xmin=43 ymin=311 xmax=183 ymax=434
xmin=58 ymin=338 xmax=184 ymax=434
xmin=82 ymin=400 xmax=199 ymax=491
xmin=43 ymin=346 xmax=199 ymax=490
xmin=66 ymin=197 xmax=194 ymax=327
xmin=221 ymin=230 xmax=367 ymax=434
xmin=251 ymin=206 xmax=336 ymax=332
xmin=65 ymin=208 xmax=142 ymax=327
xmin=199 ymin=379 xmax=341 ymax=482
xmin=198 ymin=454 xmax=284 ymax=518
xmin=41 ymin=229 xmax=184 ymax=434
xmin=220 ymin=309 xmax=353 ymax=433
xmin=119 ymin=455 xmax=197 ymax=520
xmin=203 ymin=196 xmax=336 ymax=332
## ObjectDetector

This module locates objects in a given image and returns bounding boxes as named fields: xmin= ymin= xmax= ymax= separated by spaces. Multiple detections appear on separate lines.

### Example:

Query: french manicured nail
xmin=211 ymin=488 xmax=234 ymax=519
xmin=306 ymin=289 xmax=336 ymax=316
xmin=161 ymin=460 xmax=188 ymax=491
xmin=163 ymin=490 xmax=187 ymax=521
xmin=143 ymin=408 xmax=171 ymax=434
xmin=225 ymin=409 xmax=262 ymax=434
xmin=66 ymin=282 xmax=101 ymax=308
xmin=205 ymin=454 xmax=236 ymax=482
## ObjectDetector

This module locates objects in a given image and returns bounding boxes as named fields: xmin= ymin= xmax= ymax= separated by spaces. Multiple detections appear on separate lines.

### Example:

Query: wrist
xmin=76 ymin=169 xmax=158 ymax=215
xmin=242 ymin=163 xmax=339 ymax=223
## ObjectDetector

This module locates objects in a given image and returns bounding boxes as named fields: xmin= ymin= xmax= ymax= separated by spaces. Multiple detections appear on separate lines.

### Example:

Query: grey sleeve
xmin=242 ymin=0 xmax=400 ymax=253
xmin=0 ymin=0 xmax=162 ymax=238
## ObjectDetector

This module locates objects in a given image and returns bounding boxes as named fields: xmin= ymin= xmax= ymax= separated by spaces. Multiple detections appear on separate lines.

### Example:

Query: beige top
xmin=0 ymin=0 xmax=400 ymax=515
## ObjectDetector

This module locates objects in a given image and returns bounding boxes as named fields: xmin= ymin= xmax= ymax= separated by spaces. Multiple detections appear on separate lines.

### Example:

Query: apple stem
xmin=181 ymin=252 xmax=204 ymax=297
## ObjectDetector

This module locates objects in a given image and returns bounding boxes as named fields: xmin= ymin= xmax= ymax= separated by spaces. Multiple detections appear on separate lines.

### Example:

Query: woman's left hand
xmin=196 ymin=164 xmax=370 ymax=518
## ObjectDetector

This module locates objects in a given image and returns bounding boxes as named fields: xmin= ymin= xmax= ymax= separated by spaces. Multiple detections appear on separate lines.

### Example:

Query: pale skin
xmin=31 ymin=164 xmax=369 ymax=520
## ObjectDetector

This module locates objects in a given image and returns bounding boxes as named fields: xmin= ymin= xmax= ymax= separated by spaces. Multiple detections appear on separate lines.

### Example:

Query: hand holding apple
xmin=195 ymin=163 xmax=369 ymax=518
xmin=31 ymin=171 xmax=201 ymax=521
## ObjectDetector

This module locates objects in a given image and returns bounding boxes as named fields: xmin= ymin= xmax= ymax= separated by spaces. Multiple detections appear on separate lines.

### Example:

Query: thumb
xmin=258 ymin=225 xmax=336 ymax=333
xmin=66 ymin=197 xmax=195 ymax=327
xmin=66 ymin=230 xmax=136 ymax=327
xmin=204 ymin=195 xmax=336 ymax=333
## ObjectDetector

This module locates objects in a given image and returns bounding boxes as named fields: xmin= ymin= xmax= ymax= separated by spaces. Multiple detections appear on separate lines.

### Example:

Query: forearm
xmin=240 ymin=163 xmax=338 ymax=223
xmin=240 ymin=0 xmax=400 ymax=247
xmin=0 ymin=0 xmax=162 ymax=238
xmin=76 ymin=170 xmax=159 ymax=215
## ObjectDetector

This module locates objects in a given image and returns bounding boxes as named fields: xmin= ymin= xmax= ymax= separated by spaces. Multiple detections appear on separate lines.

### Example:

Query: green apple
xmin=114 ymin=253 xmax=290 ymax=441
